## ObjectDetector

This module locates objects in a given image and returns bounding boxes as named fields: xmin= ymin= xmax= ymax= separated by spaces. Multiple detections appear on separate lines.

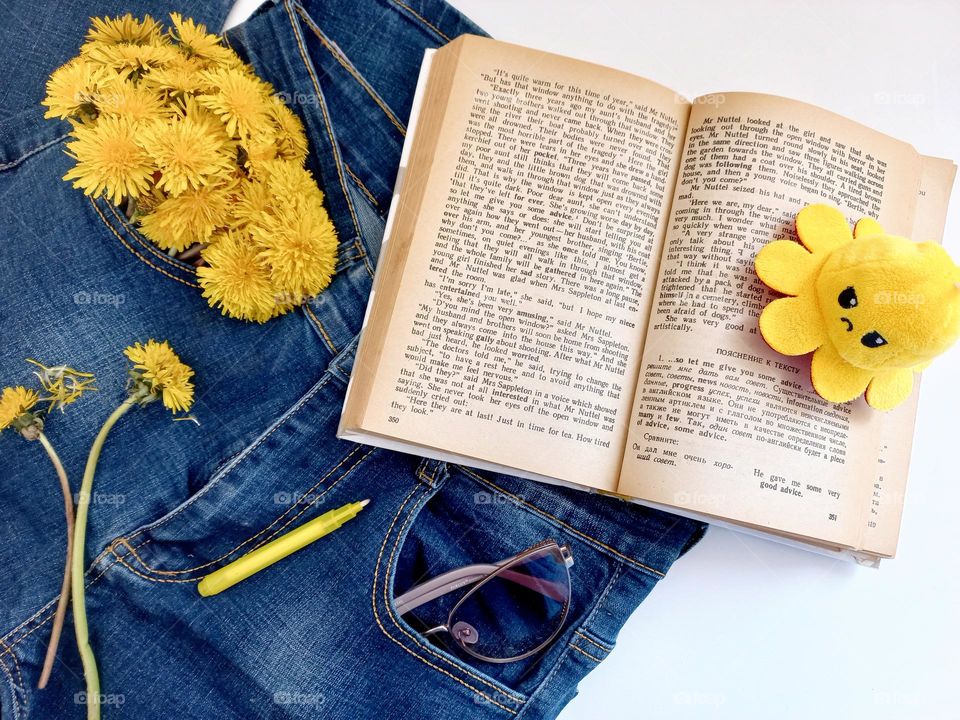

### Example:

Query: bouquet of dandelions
xmin=42 ymin=13 xmax=338 ymax=323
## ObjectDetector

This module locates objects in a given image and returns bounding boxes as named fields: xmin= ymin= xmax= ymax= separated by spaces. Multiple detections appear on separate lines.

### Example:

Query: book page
xmin=860 ymin=155 xmax=956 ymax=556
xmin=341 ymin=36 xmax=689 ymax=489
xmin=617 ymin=92 xmax=923 ymax=546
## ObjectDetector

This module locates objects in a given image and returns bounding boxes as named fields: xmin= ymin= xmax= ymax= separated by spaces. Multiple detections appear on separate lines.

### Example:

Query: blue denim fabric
xmin=0 ymin=1 xmax=706 ymax=718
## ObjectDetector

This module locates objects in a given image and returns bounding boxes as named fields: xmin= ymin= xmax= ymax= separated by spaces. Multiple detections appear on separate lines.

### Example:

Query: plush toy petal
xmin=865 ymin=368 xmax=915 ymax=411
xmin=796 ymin=204 xmax=852 ymax=255
xmin=759 ymin=295 xmax=825 ymax=355
xmin=810 ymin=343 xmax=872 ymax=403
xmin=853 ymin=217 xmax=884 ymax=239
xmin=755 ymin=240 xmax=819 ymax=295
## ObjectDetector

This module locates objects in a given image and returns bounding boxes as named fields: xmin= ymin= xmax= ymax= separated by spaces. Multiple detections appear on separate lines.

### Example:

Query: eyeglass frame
xmin=393 ymin=539 xmax=575 ymax=664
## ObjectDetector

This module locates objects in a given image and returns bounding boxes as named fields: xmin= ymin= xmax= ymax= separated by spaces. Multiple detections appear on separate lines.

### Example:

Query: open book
xmin=338 ymin=35 xmax=955 ymax=566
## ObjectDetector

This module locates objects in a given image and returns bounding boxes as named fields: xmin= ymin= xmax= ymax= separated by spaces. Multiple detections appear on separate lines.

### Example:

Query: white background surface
xmin=226 ymin=2 xmax=959 ymax=718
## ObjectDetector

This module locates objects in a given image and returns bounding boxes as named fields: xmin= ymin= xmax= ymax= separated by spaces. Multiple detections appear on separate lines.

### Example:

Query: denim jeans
xmin=0 ymin=1 xmax=706 ymax=718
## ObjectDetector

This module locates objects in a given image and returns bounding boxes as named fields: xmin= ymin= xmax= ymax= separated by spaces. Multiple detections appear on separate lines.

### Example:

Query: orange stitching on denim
xmin=123 ymin=369 xmax=338 ymax=545
xmin=103 ymin=200 xmax=196 ymax=275
xmin=89 ymin=199 xmax=200 ymax=288
xmin=293 ymin=5 xmax=406 ymax=136
xmin=574 ymin=630 xmax=611 ymax=653
xmin=118 ymin=446 xmax=373 ymax=577
xmin=457 ymin=468 xmax=666 ymax=578
xmin=0 ymin=653 xmax=21 ymax=720
xmin=568 ymin=643 xmax=603 ymax=664
xmin=303 ymin=303 xmax=338 ymax=354
xmin=0 ymin=638 xmax=24 ymax=717
xmin=0 ymin=555 xmax=122 ymax=660
xmin=389 ymin=0 xmax=451 ymax=41
xmin=344 ymin=163 xmax=380 ymax=207
xmin=370 ymin=484 xmax=522 ymax=712
xmin=284 ymin=1 xmax=363 ymax=242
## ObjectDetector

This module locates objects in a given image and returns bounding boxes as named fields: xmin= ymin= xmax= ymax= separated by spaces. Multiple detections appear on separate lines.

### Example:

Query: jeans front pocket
xmin=375 ymin=464 xmax=679 ymax=719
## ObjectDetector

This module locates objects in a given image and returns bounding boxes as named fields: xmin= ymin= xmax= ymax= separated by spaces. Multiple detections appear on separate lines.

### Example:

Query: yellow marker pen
xmin=197 ymin=498 xmax=370 ymax=597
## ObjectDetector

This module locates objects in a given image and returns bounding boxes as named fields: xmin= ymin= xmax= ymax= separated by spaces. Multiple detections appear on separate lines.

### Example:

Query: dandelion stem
xmin=36 ymin=432 xmax=74 ymax=690
xmin=72 ymin=398 xmax=136 ymax=720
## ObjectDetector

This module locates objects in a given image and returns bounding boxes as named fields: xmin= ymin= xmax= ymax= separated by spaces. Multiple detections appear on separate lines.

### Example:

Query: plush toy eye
xmin=838 ymin=286 xmax=858 ymax=308
xmin=861 ymin=331 xmax=887 ymax=348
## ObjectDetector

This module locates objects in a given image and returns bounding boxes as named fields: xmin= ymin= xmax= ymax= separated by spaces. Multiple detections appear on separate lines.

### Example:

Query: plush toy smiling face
xmin=755 ymin=204 xmax=960 ymax=410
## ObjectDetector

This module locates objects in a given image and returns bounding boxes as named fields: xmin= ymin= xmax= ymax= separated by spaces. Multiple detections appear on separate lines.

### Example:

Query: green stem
xmin=72 ymin=398 xmax=136 ymax=720
xmin=36 ymin=432 xmax=74 ymax=691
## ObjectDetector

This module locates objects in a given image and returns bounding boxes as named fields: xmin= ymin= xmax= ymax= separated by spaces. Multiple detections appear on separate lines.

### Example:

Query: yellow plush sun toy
xmin=755 ymin=204 xmax=960 ymax=411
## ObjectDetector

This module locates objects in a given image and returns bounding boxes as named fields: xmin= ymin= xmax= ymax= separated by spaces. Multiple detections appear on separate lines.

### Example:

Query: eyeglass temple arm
xmin=394 ymin=564 xmax=568 ymax=617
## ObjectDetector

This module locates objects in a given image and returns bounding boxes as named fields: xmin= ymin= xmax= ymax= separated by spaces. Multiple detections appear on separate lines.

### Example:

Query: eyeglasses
xmin=393 ymin=540 xmax=574 ymax=664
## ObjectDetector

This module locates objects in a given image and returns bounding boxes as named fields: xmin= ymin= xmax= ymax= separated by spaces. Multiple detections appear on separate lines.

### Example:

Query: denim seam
xmin=568 ymin=644 xmax=603 ymax=664
xmin=344 ymin=162 xmax=380 ymax=208
xmin=0 ymin=132 xmax=68 ymax=172
xmin=457 ymin=467 xmax=666 ymax=579
xmin=0 ymin=639 xmax=23 ymax=720
xmin=515 ymin=564 xmax=622 ymax=719
xmin=283 ymin=0 xmax=364 ymax=242
xmin=103 ymin=199 xmax=197 ymax=274
xmin=89 ymin=198 xmax=200 ymax=288
xmin=573 ymin=629 xmax=612 ymax=653
xmin=122 ymin=367 xmax=339 ymax=546
xmin=113 ymin=445 xmax=375 ymax=579
xmin=302 ymin=303 xmax=338 ymax=354
xmin=293 ymin=3 xmax=407 ymax=136
xmin=388 ymin=0 xmax=452 ymax=42
xmin=372 ymin=482 xmax=525 ymax=712
xmin=0 ymin=552 xmax=124 ymax=689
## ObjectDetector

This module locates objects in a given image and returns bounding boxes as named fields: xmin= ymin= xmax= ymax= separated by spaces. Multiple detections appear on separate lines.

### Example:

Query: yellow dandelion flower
xmin=81 ymin=13 xmax=163 ymax=50
xmin=229 ymin=178 xmax=272 ymax=228
xmin=259 ymin=159 xmax=324 ymax=205
xmin=42 ymin=58 xmax=109 ymax=120
xmin=138 ymin=181 xmax=233 ymax=251
xmin=141 ymin=54 xmax=209 ymax=95
xmin=124 ymin=339 xmax=195 ymax=412
xmin=197 ymin=66 xmax=272 ymax=138
xmin=168 ymin=12 xmax=236 ymax=66
xmin=63 ymin=115 xmax=154 ymax=205
xmin=95 ymin=74 xmax=168 ymax=125
xmin=267 ymin=96 xmax=308 ymax=162
xmin=138 ymin=114 xmax=234 ymax=195
xmin=0 ymin=387 xmax=40 ymax=431
xmin=250 ymin=196 xmax=338 ymax=299
xmin=198 ymin=230 xmax=283 ymax=322
xmin=85 ymin=41 xmax=178 ymax=76
xmin=241 ymin=132 xmax=279 ymax=173
xmin=27 ymin=359 xmax=97 ymax=412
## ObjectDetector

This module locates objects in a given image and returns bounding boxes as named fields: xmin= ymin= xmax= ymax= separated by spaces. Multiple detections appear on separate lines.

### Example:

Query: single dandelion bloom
xmin=27 ymin=359 xmax=97 ymax=412
xmin=138 ymin=114 xmax=234 ymax=195
xmin=138 ymin=181 xmax=233 ymax=250
xmin=197 ymin=66 xmax=272 ymax=139
xmin=168 ymin=12 xmax=236 ymax=66
xmin=267 ymin=96 xmax=309 ymax=163
xmin=81 ymin=13 xmax=162 ymax=50
xmin=198 ymin=230 xmax=284 ymax=322
xmin=73 ymin=338 xmax=198 ymax=720
xmin=250 ymin=196 xmax=338 ymax=300
xmin=141 ymin=54 xmax=208 ymax=95
xmin=94 ymin=74 xmax=168 ymax=125
xmin=123 ymin=340 xmax=195 ymax=412
xmin=42 ymin=58 xmax=108 ymax=120
xmin=63 ymin=115 xmax=154 ymax=205
xmin=0 ymin=386 xmax=40 ymax=431
xmin=229 ymin=177 xmax=272 ymax=228
xmin=260 ymin=158 xmax=324 ymax=205
xmin=85 ymin=41 xmax=178 ymax=76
